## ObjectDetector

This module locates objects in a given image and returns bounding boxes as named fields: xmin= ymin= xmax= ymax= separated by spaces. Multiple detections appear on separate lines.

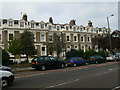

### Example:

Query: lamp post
xmin=107 ymin=14 xmax=114 ymax=53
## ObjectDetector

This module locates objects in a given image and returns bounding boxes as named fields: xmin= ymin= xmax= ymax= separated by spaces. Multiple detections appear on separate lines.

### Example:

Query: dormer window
xmin=66 ymin=26 xmax=69 ymax=30
xmin=80 ymin=28 xmax=82 ymax=31
xmin=48 ymin=26 xmax=52 ymax=30
xmin=20 ymin=22 xmax=24 ymax=27
xmin=73 ymin=27 xmax=76 ymax=31
xmin=57 ymin=26 xmax=60 ymax=30
xmin=9 ymin=21 xmax=13 ymax=27
xmin=41 ymin=24 xmax=44 ymax=29
xmin=31 ymin=23 xmax=34 ymax=28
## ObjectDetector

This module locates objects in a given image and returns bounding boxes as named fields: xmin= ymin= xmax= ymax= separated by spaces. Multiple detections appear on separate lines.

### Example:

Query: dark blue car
xmin=66 ymin=57 xmax=89 ymax=67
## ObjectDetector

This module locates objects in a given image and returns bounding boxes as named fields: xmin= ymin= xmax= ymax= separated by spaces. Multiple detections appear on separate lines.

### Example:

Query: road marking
xmin=46 ymin=79 xmax=79 ymax=88
xmin=15 ymin=73 xmax=45 ymax=79
xmin=112 ymin=86 xmax=120 ymax=90
xmin=15 ymin=62 xmax=118 ymax=78
xmin=109 ymin=69 xmax=113 ymax=71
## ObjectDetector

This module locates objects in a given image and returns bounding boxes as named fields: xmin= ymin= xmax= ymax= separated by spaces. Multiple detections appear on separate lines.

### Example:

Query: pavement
xmin=12 ymin=67 xmax=35 ymax=73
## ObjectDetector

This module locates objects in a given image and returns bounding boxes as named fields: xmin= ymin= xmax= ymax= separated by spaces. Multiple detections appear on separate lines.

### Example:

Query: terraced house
xmin=0 ymin=14 xmax=109 ymax=58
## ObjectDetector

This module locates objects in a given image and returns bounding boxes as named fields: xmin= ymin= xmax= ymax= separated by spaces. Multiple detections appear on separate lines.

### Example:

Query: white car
xmin=0 ymin=70 xmax=14 ymax=88
xmin=106 ymin=55 xmax=117 ymax=61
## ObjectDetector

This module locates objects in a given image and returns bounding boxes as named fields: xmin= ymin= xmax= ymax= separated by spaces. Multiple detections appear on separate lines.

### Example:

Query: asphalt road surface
xmin=5 ymin=62 xmax=120 ymax=90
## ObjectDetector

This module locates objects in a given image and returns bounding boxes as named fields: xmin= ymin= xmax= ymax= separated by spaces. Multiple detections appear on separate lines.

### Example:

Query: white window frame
xmin=74 ymin=45 xmax=78 ymax=49
xmin=20 ymin=22 xmax=25 ymax=27
xmin=41 ymin=46 xmax=46 ymax=55
xmin=9 ymin=21 xmax=13 ymax=27
xmin=48 ymin=25 xmax=52 ymax=30
xmin=66 ymin=26 xmax=69 ymax=30
xmin=56 ymin=26 xmax=60 ymax=30
xmin=87 ymin=36 xmax=91 ymax=42
xmin=81 ymin=36 xmax=84 ymax=42
xmin=73 ymin=27 xmax=76 ymax=31
xmin=41 ymin=34 xmax=46 ymax=42
xmin=49 ymin=35 xmax=53 ymax=42
xmin=81 ymin=45 xmax=85 ymax=52
xmin=66 ymin=36 xmax=70 ymax=42
xmin=88 ymin=45 xmax=91 ymax=50
xmin=8 ymin=33 xmax=14 ymax=41
xmin=40 ymin=23 xmax=44 ymax=29
xmin=31 ymin=23 xmax=35 ymax=28
xmin=74 ymin=36 xmax=78 ymax=42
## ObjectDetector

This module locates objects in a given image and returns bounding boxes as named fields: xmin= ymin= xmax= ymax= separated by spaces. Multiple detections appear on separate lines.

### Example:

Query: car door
xmin=44 ymin=56 xmax=54 ymax=68
xmin=49 ymin=57 xmax=59 ymax=68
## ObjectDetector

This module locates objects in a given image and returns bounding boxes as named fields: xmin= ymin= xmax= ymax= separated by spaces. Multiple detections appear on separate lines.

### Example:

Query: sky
xmin=0 ymin=0 xmax=119 ymax=31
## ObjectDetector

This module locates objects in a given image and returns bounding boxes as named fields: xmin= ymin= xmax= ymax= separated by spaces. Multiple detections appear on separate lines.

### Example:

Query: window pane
xmin=81 ymin=36 xmax=83 ymax=42
xmin=20 ymin=22 xmax=24 ymax=27
xmin=31 ymin=23 xmax=34 ymax=28
xmin=42 ymin=47 xmax=45 ymax=55
xmin=41 ymin=24 xmax=44 ymax=29
xmin=74 ymin=36 xmax=77 ymax=41
xmin=57 ymin=26 xmax=59 ymax=30
xmin=66 ymin=26 xmax=69 ymax=30
xmin=9 ymin=21 xmax=13 ymax=27
xmin=49 ymin=36 xmax=53 ymax=41
xmin=41 ymin=35 xmax=45 ymax=42
xmin=67 ymin=36 xmax=69 ymax=41
xmin=48 ymin=26 xmax=52 ymax=30
xmin=9 ymin=34 xmax=13 ymax=40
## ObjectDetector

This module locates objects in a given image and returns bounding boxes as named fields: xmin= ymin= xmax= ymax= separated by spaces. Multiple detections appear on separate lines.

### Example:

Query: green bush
xmin=97 ymin=50 xmax=106 ymax=57
xmin=85 ymin=49 xmax=97 ymax=59
xmin=66 ymin=49 xmax=84 ymax=59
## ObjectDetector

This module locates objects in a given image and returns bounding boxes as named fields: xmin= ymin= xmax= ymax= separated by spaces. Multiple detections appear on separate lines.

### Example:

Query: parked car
xmin=115 ymin=55 xmax=120 ymax=61
xmin=0 ymin=70 xmax=14 ymax=88
xmin=31 ymin=56 xmax=65 ymax=71
xmin=0 ymin=65 xmax=12 ymax=72
xmin=106 ymin=55 xmax=117 ymax=61
xmin=88 ymin=55 xmax=106 ymax=64
xmin=65 ymin=57 xmax=89 ymax=67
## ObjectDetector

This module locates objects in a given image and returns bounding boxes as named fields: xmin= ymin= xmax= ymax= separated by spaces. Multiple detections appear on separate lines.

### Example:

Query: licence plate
xmin=68 ymin=63 xmax=70 ymax=64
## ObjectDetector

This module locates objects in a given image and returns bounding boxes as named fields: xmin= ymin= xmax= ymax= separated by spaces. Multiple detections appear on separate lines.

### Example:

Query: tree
xmin=78 ymin=49 xmax=85 ymax=58
xmin=53 ymin=33 xmax=62 ymax=57
xmin=19 ymin=30 xmax=37 ymax=61
xmin=66 ymin=49 xmax=79 ymax=59
xmin=97 ymin=50 xmax=107 ymax=57
xmin=9 ymin=38 xmax=21 ymax=56
xmin=45 ymin=42 xmax=54 ymax=55
xmin=85 ymin=49 xmax=97 ymax=59
xmin=2 ymin=49 xmax=10 ymax=65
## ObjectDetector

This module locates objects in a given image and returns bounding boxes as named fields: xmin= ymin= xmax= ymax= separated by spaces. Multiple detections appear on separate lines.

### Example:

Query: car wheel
xmin=85 ymin=62 xmax=89 ymax=65
xmin=60 ymin=64 xmax=65 ymax=68
xmin=73 ymin=63 xmax=77 ymax=67
xmin=65 ymin=64 xmax=68 ymax=67
xmin=41 ymin=65 xmax=46 ymax=71
xmin=2 ymin=78 xmax=8 ymax=88
xmin=95 ymin=61 xmax=98 ymax=64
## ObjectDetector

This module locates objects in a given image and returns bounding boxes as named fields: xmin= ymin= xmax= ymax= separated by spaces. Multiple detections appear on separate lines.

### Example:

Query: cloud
xmin=1 ymin=2 xmax=118 ymax=30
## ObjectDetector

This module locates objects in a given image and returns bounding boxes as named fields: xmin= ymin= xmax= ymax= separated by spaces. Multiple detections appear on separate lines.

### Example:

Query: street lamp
xmin=107 ymin=14 xmax=114 ymax=53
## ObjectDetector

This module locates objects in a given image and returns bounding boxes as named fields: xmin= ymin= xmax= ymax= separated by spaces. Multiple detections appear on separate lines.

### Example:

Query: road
xmin=5 ymin=62 xmax=119 ymax=90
